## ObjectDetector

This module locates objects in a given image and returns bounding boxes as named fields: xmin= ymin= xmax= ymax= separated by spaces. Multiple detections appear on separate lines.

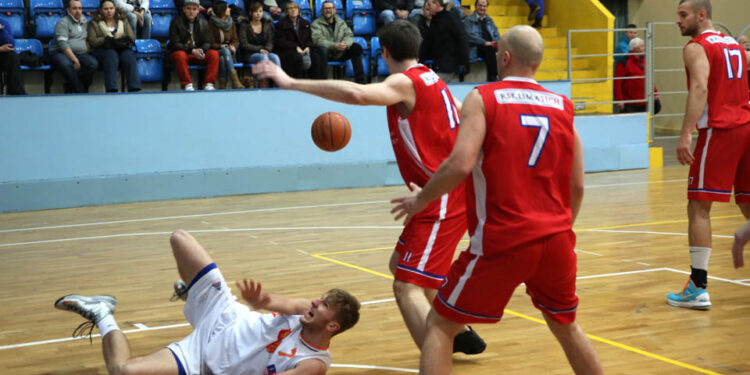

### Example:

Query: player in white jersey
xmin=55 ymin=229 xmax=360 ymax=375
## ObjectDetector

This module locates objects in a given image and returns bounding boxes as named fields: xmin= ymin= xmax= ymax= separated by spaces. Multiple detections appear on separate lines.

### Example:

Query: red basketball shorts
xmin=434 ymin=230 xmax=579 ymax=325
xmin=394 ymin=214 xmax=467 ymax=289
xmin=688 ymin=125 xmax=750 ymax=203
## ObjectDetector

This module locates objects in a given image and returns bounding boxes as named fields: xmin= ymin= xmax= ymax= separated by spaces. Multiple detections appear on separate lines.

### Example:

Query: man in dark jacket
xmin=0 ymin=18 xmax=26 ymax=95
xmin=168 ymin=0 xmax=220 ymax=90
xmin=420 ymin=0 xmax=469 ymax=82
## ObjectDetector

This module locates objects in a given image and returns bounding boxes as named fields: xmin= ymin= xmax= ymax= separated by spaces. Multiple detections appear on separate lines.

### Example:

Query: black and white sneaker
xmin=170 ymin=280 xmax=188 ymax=302
xmin=54 ymin=294 xmax=117 ymax=341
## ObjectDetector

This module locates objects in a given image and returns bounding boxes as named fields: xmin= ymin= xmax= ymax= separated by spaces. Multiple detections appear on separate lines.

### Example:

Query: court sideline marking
xmin=0 ymin=177 xmax=686 ymax=234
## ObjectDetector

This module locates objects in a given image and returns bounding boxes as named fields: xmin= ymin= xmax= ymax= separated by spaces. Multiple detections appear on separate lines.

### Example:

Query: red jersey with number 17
xmin=387 ymin=64 xmax=465 ymax=221
xmin=686 ymin=30 xmax=750 ymax=129
xmin=470 ymin=77 xmax=576 ymax=253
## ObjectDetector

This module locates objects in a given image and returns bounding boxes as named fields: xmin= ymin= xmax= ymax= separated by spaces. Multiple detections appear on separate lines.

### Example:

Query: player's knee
xmin=392 ymin=279 xmax=420 ymax=300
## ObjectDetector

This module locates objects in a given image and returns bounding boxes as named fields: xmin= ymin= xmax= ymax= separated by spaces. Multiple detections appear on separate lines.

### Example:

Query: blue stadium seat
xmin=370 ymin=36 xmax=389 ymax=76
xmin=294 ymin=0 xmax=312 ymax=22
xmin=345 ymin=36 xmax=368 ymax=79
xmin=315 ymin=0 xmax=344 ymax=19
xmin=345 ymin=0 xmax=375 ymax=36
xmin=0 ymin=0 xmax=25 ymax=37
xmin=150 ymin=0 xmax=177 ymax=38
xmin=135 ymin=39 xmax=164 ymax=82
xmin=80 ymin=0 xmax=100 ymax=20
xmin=225 ymin=0 xmax=244 ymax=11
xmin=30 ymin=0 xmax=65 ymax=38
xmin=14 ymin=38 xmax=53 ymax=93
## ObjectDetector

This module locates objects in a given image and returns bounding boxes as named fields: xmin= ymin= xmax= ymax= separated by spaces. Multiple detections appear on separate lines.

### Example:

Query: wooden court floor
xmin=0 ymin=165 xmax=748 ymax=375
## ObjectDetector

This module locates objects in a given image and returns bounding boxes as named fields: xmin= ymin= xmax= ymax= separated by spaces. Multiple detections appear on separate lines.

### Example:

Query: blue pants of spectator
xmin=525 ymin=0 xmax=544 ymax=20
xmin=91 ymin=48 xmax=141 ymax=92
xmin=126 ymin=10 xmax=152 ymax=39
xmin=217 ymin=47 xmax=237 ymax=80
xmin=50 ymin=51 xmax=98 ymax=93
xmin=245 ymin=51 xmax=281 ymax=67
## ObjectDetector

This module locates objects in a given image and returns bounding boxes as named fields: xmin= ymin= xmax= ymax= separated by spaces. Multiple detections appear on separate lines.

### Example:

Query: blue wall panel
xmin=0 ymin=81 xmax=647 ymax=212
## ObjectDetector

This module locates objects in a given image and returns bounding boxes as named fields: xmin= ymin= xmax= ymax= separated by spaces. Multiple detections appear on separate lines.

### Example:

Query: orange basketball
xmin=311 ymin=112 xmax=352 ymax=152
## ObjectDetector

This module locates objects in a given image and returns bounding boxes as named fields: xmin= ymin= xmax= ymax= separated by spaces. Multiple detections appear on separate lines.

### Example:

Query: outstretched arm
xmin=236 ymin=278 xmax=311 ymax=315
xmin=252 ymin=60 xmax=414 ymax=106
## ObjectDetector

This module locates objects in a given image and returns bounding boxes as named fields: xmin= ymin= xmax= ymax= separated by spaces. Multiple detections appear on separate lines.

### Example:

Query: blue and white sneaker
xmin=667 ymin=279 xmax=711 ymax=310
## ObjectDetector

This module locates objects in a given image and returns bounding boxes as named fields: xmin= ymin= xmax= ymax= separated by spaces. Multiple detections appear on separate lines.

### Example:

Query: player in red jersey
xmin=668 ymin=0 xmax=750 ymax=310
xmin=391 ymin=25 xmax=603 ymax=375
xmin=253 ymin=20 xmax=486 ymax=354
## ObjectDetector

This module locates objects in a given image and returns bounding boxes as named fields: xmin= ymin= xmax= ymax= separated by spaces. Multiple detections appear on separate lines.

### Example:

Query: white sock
xmin=689 ymin=246 xmax=711 ymax=270
xmin=97 ymin=314 xmax=120 ymax=338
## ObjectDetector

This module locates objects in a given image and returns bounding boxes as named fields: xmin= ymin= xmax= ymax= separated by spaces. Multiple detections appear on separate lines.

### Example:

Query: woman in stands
xmin=87 ymin=0 xmax=142 ymax=92
xmin=239 ymin=2 xmax=280 ymax=87
xmin=208 ymin=0 xmax=243 ymax=89
xmin=273 ymin=0 xmax=317 ymax=78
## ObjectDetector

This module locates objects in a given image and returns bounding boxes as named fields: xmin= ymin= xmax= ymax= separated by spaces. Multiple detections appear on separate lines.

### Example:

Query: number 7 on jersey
xmin=520 ymin=114 xmax=550 ymax=167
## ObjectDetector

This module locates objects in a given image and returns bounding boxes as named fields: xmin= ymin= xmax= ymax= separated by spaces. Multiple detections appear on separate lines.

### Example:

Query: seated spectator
xmin=420 ymin=0 xmax=469 ymax=83
xmin=617 ymin=37 xmax=660 ymax=114
xmin=411 ymin=1 xmax=431 ymax=38
xmin=374 ymin=0 xmax=415 ymax=25
xmin=463 ymin=0 xmax=499 ymax=81
xmin=274 ymin=0 xmax=316 ymax=78
xmin=50 ymin=0 xmax=99 ymax=93
xmin=311 ymin=0 xmax=365 ymax=83
xmin=168 ymin=0 xmax=220 ymax=90
xmin=525 ymin=0 xmax=543 ymax=28
xmin=114 ymin=0 xmax=152 ymax=39
xmin=209 ymin=1 xmax=243 ymax=89
xmin=87 ymin=0 xmax=141 ymax=92
xmin=0 ymin=18 xmax=26 ymax=95
xmin=239 ymin=3 xmax=281 ymax=66
xmin=615 ymin=24 xmax=637 ymax=65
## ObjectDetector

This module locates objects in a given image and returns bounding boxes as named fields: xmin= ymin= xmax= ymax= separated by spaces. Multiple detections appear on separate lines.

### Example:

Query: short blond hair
xmin=325 ymin=289 xmax=360 ymax=335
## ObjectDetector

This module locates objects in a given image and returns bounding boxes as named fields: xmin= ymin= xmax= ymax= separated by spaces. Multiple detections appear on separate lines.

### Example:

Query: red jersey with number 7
xmin=686 ymin=30 xmax=750 ymax=129
xmin=471 ymin=77 xmax=576 ymax=253
xmin=387 ymin=64 xmax=465 ymax=221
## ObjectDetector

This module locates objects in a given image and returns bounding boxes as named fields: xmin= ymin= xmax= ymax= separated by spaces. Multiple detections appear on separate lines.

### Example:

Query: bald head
xmin=500 ymin=25 xmax=544 ymax=68
xmin=679 ymin=0 xmax=712 ymax=19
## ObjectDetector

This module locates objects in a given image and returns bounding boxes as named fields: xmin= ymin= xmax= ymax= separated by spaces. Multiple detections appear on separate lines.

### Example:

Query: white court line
xmin=0 ymin=267 xmax=724 ymax=352
xmin=0 ymin=226 xmax=403 ymax=249
xmin=0 ymin=200 xmax=390 ymax=234
xmin=576 ymin=249 xmax=604 ymax=256
xmin=588 ymin=229 xmax=734 ymax=239
xmin=0 ymin=178 xmax=684 ymax=234
xmin=331 ymin=364 xmax=418 ymax=373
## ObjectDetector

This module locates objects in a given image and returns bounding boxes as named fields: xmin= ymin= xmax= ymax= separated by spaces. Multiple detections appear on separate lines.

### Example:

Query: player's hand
xmin=732 ymin=221 xmax=750 ymax=268
xmin=390 ymin=182 xmax=427 ymax=225
xmin=252 ymin=60 xmax=293 ymax=88
xmin=0 ymin=43 xmax=13 ymax=52
xmin=676 ymin=131 xmax=694 ymax=165
xmin=236 ymin=278 xmax=271 ymax=309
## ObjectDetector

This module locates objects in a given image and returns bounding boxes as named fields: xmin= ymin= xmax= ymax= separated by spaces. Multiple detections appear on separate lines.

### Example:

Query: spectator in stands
xmin=740 ymin=35 xmax=749 ymax=51
xmin=615 ymin=37 xmax=660 ymax=114
xmin=87 ymin=0 xmax=141 ymax=92
xmin=209 ymin=1 xmax=243 ymax=89
xmin=168 ymin=0 xmax=220 ymax=90
xmin=411 ymin=1 xmax=431 ymax=37
xmin=463 ymin=0 xmax=498 ymax=82
xmin=274 ymin=0 xmax=316 ymax=78
xmin=240 ymin=3 xmax=281 ymax=66
xmin=420 ymin=0 xmax=469 ymax=83
xmin=525 ymin=0 xmax=542 ymax=28
xmin=114 ymin=0 xmax=152 ymax=39
xmin=311 ymin=0 xmax=365 ymax=83
xmin=615 ymin=24 xmax=637 ymax=65
xmin=50 ymin=0 xmax=99 ymax=93
xmin=0 ymin=18 xmax=26 ymax=95
xmin=375 ymin=0 xmax=415 ymax=25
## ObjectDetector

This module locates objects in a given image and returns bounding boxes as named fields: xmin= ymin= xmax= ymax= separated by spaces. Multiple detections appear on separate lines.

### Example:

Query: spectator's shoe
xmin=453 ymin=325 xmax=486 ymax=355
xmin=527 ymin=2 xmax=541 ymax=21
xmin=218 ymin=78 xmax=228 ymax=89
xmin=204 ymin=83 xmax=216 ymax=91
xmin=54 ymin=294 xmax=117 ymax=340
xmin=531 ymin=18 xmax=542 ymax=28
xmin=667 ymin=278 xmax=711 ymax=310
xmin=170 ymin=280 xmax=188 ymax=302
xmin=184 ymin=83 xmax=195 ymax=91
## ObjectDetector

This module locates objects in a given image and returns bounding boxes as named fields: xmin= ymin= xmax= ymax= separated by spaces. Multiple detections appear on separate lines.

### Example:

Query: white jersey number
xmin=723 ymin=47 xmax=745 ymax=80
xmin=520 ymin=114 xmax=550 ymax=167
